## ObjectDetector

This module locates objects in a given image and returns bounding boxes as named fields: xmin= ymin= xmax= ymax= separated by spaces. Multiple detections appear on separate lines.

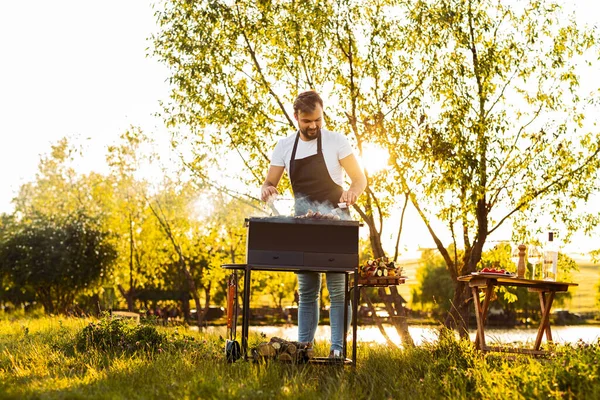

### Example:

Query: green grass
xmin=1 ymin=316 xmax=600 ymax=399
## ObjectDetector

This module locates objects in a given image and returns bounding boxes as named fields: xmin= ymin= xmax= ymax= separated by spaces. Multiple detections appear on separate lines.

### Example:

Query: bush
xmin=76 ymin=316 xmax=167 ymax=354
xmin=75 ymin=315 xmax=217 ymax=358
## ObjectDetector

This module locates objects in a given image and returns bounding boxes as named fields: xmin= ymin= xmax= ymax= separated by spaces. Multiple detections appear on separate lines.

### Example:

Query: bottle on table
xmin=542 ymin=231 xmax=558 ymax=281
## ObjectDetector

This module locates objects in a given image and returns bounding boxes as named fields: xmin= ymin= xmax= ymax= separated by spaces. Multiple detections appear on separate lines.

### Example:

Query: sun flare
xmin=360 ymin=143 xmax=389 ymax=174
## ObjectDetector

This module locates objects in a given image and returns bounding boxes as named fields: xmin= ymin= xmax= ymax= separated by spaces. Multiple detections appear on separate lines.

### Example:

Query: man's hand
xmin=261 ymin=166 xmax=285 ymax=202
xmin=261 ymin=185 xmax=279 ymax=202
xmin=339 ymin=190 xmax=358 ymax=206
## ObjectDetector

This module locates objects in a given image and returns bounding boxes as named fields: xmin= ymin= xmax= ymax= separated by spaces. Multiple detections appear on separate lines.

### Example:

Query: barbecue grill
xmin=223 ymin=215 xmax=362 ymax=365
xmin=245 ymin=216 xmax=360 ymax=271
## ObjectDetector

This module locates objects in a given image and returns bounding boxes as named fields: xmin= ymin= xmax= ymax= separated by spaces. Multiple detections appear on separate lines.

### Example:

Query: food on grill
xmin=294 ymin=209 xmax=341 ymax=220
xmin=359 ymin=256 xmax=403 ymax=278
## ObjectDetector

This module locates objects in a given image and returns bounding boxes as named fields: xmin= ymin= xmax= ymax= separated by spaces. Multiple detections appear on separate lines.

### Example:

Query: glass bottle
xmin=542 ymin=231 xmax=558 ymax=281
xmin=528 ymin=245 xmax=542 ymax=280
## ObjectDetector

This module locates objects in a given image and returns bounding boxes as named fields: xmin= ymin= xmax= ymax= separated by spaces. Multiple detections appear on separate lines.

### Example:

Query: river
xmin=197 ymin=324 xmax=600 ymax=346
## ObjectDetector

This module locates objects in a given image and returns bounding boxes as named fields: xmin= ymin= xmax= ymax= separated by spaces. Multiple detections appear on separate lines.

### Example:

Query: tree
xmin=153 ymin=0 xmax=600 ymax=338
xmin=0 ymin=213 xmax=117 ymax=314
xmin=384 ymin=0 xmax=600 ymax=335
xmin=152 ymin=0 xmax=436 ymax=346
xmin=6 ymin=138 xmax=122 ymax=313
xmin=105 ymin=128 xmax=162 ymax=311
xmin=0 ymin=214 xmax=36 ymax=309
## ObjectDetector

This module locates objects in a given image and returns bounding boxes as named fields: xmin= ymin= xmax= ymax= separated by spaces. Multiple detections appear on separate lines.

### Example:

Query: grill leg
xmin=242 ymin=265 xmax=251 ymax=360
xmin=352 ymin=267 xmax=359 ymax=366
xmin=343 ymin=272 xmax=348 ymax=359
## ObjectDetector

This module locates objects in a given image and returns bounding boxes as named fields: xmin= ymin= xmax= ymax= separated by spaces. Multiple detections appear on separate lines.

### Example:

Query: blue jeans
xmin=296 ymin=272 xmax=350 ymax=352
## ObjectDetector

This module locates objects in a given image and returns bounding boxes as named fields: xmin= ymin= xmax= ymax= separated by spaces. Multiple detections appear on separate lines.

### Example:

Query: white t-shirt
xmin=270 ymin=129 xmax=354 ymax=187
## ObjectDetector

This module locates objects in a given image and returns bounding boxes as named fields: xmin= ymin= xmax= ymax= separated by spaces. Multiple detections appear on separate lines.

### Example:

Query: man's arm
xmin=261 ymin=165 xmax=285 ymax=202
xmin=339 ymin=154 xmax=367 ymax=206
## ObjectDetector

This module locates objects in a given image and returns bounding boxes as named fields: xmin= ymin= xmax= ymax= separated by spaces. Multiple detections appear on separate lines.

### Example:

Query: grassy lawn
xmin=1 ymin=316 xmax=599 ymax=399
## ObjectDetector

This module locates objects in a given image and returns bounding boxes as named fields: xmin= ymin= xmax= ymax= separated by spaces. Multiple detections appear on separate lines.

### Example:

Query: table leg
xmin=538 ymin=292 xmax=553 ymax=343
xmin=474 ymin=285 xmax=494 ymax=349
xmin=471 ymin=286 xmax=487 ymax=350
xmin=242 ymin=265 xmax=252 ymax=360
xmin=534 ymin=291 xmax=555 ymax=350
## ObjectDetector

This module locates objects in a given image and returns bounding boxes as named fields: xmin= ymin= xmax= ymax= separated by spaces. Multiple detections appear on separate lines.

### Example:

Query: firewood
xmin=286 ymin=343 xmax=297 ymax=355
xmin=302 ymin=347 xmax=314 ymax=360
xmin=256 ymin=342 xmax=277 ymax=357
xmin=250 ymin=337 xmax=314 ymax=363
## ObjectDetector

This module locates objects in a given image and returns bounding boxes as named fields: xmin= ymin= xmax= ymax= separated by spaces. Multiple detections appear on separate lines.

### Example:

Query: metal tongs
xmin=266 ymin=193 xmax=281 ymax=216
xmin=331 ymin=202 xmax=348 ymax=218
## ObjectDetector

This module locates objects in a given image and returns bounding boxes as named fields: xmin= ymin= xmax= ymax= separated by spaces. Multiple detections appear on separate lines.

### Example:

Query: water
xmin=198 ymin=324 xmax=600 ymax=347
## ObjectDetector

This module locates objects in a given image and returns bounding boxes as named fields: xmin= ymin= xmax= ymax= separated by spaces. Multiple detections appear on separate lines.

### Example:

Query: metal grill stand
xmin=222 ymin=263 xmax=359 ymax=365
xmin=223 ymin=217 xmax=362 ymax=365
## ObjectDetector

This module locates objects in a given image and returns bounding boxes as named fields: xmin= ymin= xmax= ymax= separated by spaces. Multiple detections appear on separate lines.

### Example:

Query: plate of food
xmin=471 ymin=268 xmax=517 ymax=278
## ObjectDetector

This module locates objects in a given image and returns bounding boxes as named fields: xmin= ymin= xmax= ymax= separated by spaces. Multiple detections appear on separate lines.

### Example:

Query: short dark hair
xmin=293 ymin=90 xmax=323 ymax=114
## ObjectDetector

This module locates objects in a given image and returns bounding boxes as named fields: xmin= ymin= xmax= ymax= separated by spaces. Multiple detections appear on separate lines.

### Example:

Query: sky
xmin=0 ymin=0 xmax=171 ymax=212
xmin=0 ymin=1 xmax=599 ymax=258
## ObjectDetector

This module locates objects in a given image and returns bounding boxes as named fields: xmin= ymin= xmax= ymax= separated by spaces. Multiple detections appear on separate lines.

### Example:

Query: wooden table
xmin=458 ymin=274 xmax=578 ymax=355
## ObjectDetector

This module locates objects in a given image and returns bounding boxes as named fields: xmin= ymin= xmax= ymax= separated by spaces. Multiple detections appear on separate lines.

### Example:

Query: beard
xmin=299 ymin=126 xmax=320 ymax=140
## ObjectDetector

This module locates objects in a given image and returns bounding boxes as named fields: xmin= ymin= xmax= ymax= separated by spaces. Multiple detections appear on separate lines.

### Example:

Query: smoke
xmin=293 ymin=196 xmax=352 ymax=220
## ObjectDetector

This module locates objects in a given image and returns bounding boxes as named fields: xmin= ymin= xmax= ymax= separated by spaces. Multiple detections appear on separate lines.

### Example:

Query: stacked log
xmin=251 ymin=337 xmax=314 ymax=363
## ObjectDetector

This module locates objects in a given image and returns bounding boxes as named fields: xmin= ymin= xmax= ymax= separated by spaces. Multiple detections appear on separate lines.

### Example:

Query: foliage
xmin=76 ymin=315 xmax=167 ymax=354
xmin=152 ymin=0 xmax=600 ymax=336
xmin=411 ymin=249 xmax=454 ymax=315
xmin=2 ymin=132 xmax=269 ymax=316
xmin=0 ymin=213 xmax=117 ymax=314
xmin=2 ymin=316 xmax=600 ymax=399
xmin=75 ymin=314 xmax=207 ymax=355
xmin=392 ymin=0 xmax=600 ymax=333
xmin=104 ymin=129 xmax=163 ymax=311
xmin=152 ymin=0 xmax=429 ymax=260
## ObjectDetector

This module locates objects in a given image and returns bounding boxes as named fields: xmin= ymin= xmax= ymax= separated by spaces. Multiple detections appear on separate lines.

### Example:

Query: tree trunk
xmin=180 ymin=260 xmax=203 ymax=329
xmin=39 ymin=287 xmax=54 ymax=314
xmin=362 ymin=214 xmax=414 ymax=346
xmin=444 ymin=280 xmax=471 ymax=338
xmin=197 ymin=281 xmax=212 ymax=327
xmin=378 ymin=286 xmax=414 ymax=348
xmin=128 ymin=213 xmax=135 ymax=312
xmin=117 ymin=284 xmax=135 ymax=312
xmin=181 ymin=291 xmax=190 ymax=320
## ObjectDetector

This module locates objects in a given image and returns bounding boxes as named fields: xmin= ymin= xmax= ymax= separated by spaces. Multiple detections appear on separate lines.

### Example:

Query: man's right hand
xmin=261 ymin=185 xmax=279 ymax=202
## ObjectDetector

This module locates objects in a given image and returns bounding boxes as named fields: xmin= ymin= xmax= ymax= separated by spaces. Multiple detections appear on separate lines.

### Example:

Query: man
xmin=260 ymin=90 xmax=367 ymax=358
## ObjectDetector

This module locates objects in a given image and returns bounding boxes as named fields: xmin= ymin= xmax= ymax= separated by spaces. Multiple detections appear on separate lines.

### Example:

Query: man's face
xmin=295 ymin=104 xmax=323 ymax=140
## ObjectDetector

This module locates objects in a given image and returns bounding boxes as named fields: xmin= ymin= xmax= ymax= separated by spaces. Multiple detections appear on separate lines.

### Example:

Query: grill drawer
xmin=247 ymin=250 xmax=304 ymax=266
xmin=303 ymin=252 xmax=357 ymax=269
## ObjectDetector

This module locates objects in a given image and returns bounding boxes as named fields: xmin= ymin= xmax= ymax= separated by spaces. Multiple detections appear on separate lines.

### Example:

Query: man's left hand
xmin=339 ymin=190 xmax=358 ymax=206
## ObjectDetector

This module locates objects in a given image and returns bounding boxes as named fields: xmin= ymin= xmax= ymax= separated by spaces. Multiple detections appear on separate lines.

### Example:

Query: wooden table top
xmin=458 ymin=273 xmax=578 ymax=291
